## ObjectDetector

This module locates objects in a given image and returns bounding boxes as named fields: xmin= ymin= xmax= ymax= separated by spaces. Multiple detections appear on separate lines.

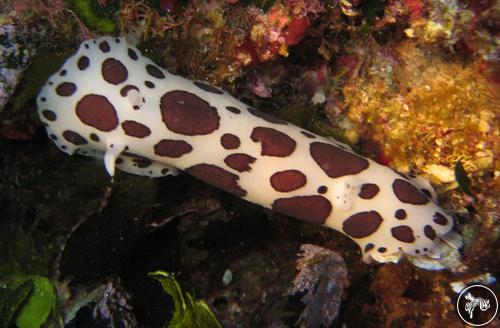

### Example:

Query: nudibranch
xmin=37 ymin=37 xmax=462 ymax=270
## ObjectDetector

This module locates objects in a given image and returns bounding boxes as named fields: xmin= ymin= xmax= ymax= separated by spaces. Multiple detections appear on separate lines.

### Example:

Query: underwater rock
xmin=0 ymin=24 xmax=41 ymax=111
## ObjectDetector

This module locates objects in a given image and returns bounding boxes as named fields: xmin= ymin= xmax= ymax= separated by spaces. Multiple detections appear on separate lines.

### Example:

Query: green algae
xmin=73 ymin=0 xmax=116 ymax=33
xmin=150 ymin=271 xmax=221 ymax=328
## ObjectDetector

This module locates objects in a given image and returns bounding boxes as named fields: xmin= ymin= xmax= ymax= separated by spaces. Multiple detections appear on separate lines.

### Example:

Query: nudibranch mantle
xmin=37 ymin=37 xmax=461 ymax=270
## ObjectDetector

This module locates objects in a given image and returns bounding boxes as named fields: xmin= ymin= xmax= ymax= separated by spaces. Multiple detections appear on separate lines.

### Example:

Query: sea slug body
xmin=37 ymin=37 xmax=461 ymax=269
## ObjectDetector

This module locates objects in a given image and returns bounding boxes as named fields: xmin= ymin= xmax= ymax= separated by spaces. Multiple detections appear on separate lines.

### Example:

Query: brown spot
xmin=120 ymin=85 xmax=139 ymax=97
xmin=42 ymin=110 xmax=57 ymax=121
xmin=76 ymin=94 xmax=119 ymax=132
xmin=378 ymin=247 xmax=387 ymax=253
xmin=391 ymin=225 xmax=415 ymax=243
xmin=424 ymin=225 xmax=436 ymax=240
xmin=220 ymin=134 xmax=240 ymax=150
xmin=343 ymin=211 xmax=383 ymax=238
xmin=318 ymin=186 xmax=328 ymax=194
xmin=186 ymin=164 xmax=246 ymax=197
xmin=121 ymin=120 xmax=151 ymax=138
xmin=392 ymin=179 xmax=429 ymax=205
xmin=59 ymin=69 xmax=67 ymax=76
xmin=193 ymin=81 xmax=223 ymax=94
xmin=270 ymin=170 xmax=307 ymax=192
xmin=433 ymin=212 xmax=448 ymax=225
xmin=154 ymin=139 xmax=193 ymax=158
xmin=121 ymin=152 xmax=152 ymax=168
xmin=359 ymin=183 xmax=380 ymax=199
xmin=62 ymin=130 xmax=88 ymax=145
xmin=364 ymin=243 xmax=374 ymax=252
xmin=128 ymin=48 xmax=138 ymax=60
xmin=247 ymin=107 xmax=287 ymax=125
xmin=146 ymin=64 xmax=165 ymax=79
xmin=160 ymin=90 xmax=220 ymax=136
xmin=78 ymin=56 xmax=90 ymax=70
xmin=161 ymin=168 xmax=169 ymax=175
xmin=133 ymin=158 xmax=152 ymax=168
xmin=99 ymin=41 xmax=110 ymax=52
xmin=301 ymin=131 xmax=316 ymax=138
xmin=250 ymin=127 xmax=296 ymax=157
xmin=101 ymin=58 xmax=128 ymax=85
xmin=224 ymin=153 xmax=256 ymax=172
xmin=272 ymin=196 xmax=332 ymax=225
xmin=40 ymin=97 xmax=46 ymax=102
xmin=116 ymin=158 xmax=124 ymax=164
xmin=90 ymin=133 xmax=100 ymax=142
xmin=56 ymin=82 xmax=77 ymax=96
xmin=395 ymin=209 xmax=407 ymax=220
xmin=145 ymin=81 xmax=155 ymax=88
xmin=226 ymin=106 xmax=241 ymax=114
xmin=310 ymin=142 xmax=369 ymax=179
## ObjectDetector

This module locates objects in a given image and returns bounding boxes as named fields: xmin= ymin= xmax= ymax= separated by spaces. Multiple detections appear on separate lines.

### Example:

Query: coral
xmin=106 ymin=0 xmax=324 ymax=84
xmin=11 ymin=0 xmax=68 ymax=25
xmin=366 ymin=263 xmax=462 ymax=326
xmin=119 ymin=0 xmax=245 ymax=83
xmin=342 ymin=39 xmax=498 ymax=186
xmin=9 ymin=0 xmax=94 ymax=40
xmin=236 ymin=2 xmax=314 ymax=65
xmin=401 ymin=0 xmax=499 ymax=62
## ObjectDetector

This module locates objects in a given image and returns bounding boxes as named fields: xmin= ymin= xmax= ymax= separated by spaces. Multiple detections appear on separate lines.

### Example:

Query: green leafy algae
xmin=149 ymin=271 xmax=221 ymax=328
xmin=73 ymin=0 xmax=116 ymax=33
xmin=1 ymin=275 xmax=56 ymax=328
xmin=0 ymin=233 xmax=59 ymax=328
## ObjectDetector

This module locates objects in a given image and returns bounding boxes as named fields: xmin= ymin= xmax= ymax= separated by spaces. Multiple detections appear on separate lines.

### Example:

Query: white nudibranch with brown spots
xmin=37 ymin=37 xmax=462 ymax=270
